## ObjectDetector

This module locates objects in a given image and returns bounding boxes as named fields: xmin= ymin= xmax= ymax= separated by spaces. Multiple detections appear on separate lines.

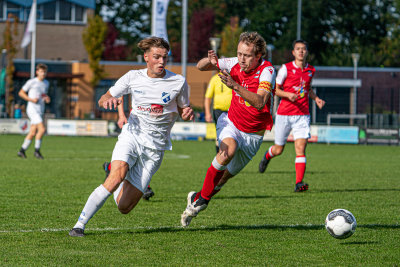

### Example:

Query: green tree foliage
xmin=82 ymin=15 xmax=107 ymax=87
xmin=1 ymin=14 xmax=19 ymax=115
xmin=219 ymin=17 xmax=243 ymax=57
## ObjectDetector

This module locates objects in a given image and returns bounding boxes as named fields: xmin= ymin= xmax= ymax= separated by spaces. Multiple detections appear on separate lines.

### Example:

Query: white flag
xmin=21 ymin=0 xmax=37 ymax=48
xmin=151 ymin=0 xmax=169 ymax=42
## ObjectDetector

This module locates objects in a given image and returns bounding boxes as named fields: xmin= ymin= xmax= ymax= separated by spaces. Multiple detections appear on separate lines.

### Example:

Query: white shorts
xmin=217 ymin=113 xmax=263 ymax=176
xmin=274 ymin=114 xmax=310 ymax=145
xmin=111 ymin=128 xmax=164 ymax=193
xmin=27 ymin=111 xmax=43 ymax=125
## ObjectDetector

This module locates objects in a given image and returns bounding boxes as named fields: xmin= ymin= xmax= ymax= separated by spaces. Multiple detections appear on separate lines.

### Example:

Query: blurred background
xmin=1 ymin=0 xmax=400 ymax=143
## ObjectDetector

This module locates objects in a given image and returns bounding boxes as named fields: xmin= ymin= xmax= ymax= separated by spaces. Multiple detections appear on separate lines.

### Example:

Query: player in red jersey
xmin=181 ymin=32 xmax=276 ymax=227
xmin=258 ymin=40 xmax=325 ymax=192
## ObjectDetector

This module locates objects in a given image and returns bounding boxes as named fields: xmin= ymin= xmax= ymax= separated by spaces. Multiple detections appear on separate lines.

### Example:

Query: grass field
xmin=0 ymin=134 xmax=399 ymax=266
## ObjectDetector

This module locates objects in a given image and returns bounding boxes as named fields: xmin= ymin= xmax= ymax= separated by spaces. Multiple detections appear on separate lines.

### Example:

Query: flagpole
xmin=30 ymin=0 xmax=36 ymax=78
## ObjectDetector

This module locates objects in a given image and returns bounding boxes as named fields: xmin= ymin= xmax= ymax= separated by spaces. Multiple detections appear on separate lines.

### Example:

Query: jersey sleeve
xmin=218 ymin=57 xmax=238 ymax=73
xmin=176 ymin=80 xmax=190 ymax=108
xmin=275 ymin=64 xmax=287 ymax=86
xmin=258 ymin=66 xmax=276 ymax=94
xmin=109 ymin=71 xmax=133 ymax=98
xmin=22 ymin=79 xmax=33 ymax=92
xmin=205 ymin=74 xmax=218 ymax=99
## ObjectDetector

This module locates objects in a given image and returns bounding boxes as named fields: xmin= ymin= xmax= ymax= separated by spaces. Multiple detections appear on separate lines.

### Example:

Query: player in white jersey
xmin=17 ymin=64 xmax=50 ymax=159
xmin=69 ymin=37 xmax=194 ymax=237
xmin=102 ymin=97 xmax=156 ymax=200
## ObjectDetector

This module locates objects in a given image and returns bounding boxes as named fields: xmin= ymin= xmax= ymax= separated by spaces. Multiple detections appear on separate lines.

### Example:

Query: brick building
xmin=0 ymin=0 xmax=94 ymax=61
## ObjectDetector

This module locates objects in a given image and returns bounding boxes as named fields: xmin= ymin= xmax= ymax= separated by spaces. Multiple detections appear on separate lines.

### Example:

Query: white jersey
xmin=22 ymin=78 xmax=49 ymax=115
xmin=109 ymin=69 xmax=190 ymax=150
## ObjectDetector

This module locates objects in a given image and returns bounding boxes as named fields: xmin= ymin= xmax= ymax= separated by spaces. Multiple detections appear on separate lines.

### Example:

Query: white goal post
xmin=326 ymin=114 xmax=368 ymax=128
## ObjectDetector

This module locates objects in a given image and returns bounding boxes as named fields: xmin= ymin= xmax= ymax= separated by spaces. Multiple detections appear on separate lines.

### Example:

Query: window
xmin=0 ymin=0 xmax=3 ymax=20
xmin=59 ymin=0 xmax=71 ymax=21
xmin=75 ymin=5 xmax=84 ymax=22
xmin=43 ymin=1 xmax=56 ymax=20
xmin=6 ymin=1 xmax=21 ymax=20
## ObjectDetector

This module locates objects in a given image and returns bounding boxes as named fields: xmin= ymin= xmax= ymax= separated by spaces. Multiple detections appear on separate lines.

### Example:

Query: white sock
xmin=73 ymin=184 xmax=111 ymax=230
xmin=21 ymin=139 xmax=31 ymax=150
xmin=34 ymin=139 xmax=42 ymax=150
xmin=113 ymin=181 xmax=124 ymax=206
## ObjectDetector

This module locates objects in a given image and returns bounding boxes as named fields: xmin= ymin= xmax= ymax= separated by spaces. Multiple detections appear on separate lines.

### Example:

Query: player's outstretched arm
xmin=98 ymin=91 xmax=122 ymax=110
xmin=197 ymin=50 xmax=219 ymax=71
xmin=178 ymin=106 xmax=194 ymax=121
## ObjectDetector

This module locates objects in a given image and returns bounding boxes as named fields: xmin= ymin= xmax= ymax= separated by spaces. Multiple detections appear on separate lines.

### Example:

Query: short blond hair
xmin=238 ymin=32 xmax=266 ymax=57
xmin=138 ymin=37 xmax=170 ymax=53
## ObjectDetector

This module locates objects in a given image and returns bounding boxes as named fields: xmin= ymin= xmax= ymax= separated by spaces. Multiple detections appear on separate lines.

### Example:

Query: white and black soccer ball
xmin=325 ymin=209 xmax=357 ymax=239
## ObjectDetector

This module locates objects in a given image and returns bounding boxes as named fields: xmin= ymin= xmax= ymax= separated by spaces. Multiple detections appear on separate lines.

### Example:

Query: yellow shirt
xmin=205 ymin=73 xmax=232 ymax=111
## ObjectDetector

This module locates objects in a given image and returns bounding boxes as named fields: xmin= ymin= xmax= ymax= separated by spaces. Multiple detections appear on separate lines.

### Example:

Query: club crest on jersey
xmin=292 ymin=69 xmax=296 ymax=74
xmin=162 ymin=92 xmax=171 ymax=103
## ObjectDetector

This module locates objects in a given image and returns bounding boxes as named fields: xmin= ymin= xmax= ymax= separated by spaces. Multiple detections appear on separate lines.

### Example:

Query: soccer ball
xmin=325 ymin=209 xmax=357 ymax=239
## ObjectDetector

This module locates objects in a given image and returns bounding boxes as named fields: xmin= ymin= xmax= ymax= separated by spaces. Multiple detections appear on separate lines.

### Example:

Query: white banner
xmin=151 ymin=0 xmax=169 ymax=42
xmin=0 ymin=119 xmax=30 ymax=134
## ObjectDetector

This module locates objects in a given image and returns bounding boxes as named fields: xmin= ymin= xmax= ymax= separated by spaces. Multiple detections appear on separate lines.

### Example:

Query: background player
xmin=204 ymin=72 xmax=232 ymax=153
xmin=181 ymin=32 xmax=276 ymax=227
xmin=17 ymin=63 xmax=50 ymax=159
xmin=258 ymin=40 xmax=325 ymax=192
xmin=69 ymin=37 xmax=194 ymax=237
xmin=102 ymin=97 xmax=155 ymax=200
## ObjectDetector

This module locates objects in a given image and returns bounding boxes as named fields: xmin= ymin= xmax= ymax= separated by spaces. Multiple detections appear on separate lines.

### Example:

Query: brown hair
xmin=238 ymin=32 xmax=266 ymax=57
xmin=36 ymin=63 xmax=48 ymax=71
xmin=137 ymin=37 xmax=170 ymax=53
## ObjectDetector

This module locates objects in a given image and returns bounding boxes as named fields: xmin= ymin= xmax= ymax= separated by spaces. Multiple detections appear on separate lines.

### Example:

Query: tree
xmin=103 ymin=23 xmax=131 ymax=61
xmin=82 ymin=15 xmax=107 ymax=87
xmin=1 ymin=14 xmax=19 ymax=116
xmin=188 ymin=8 xmax=215 ymax=62
xmin=219 ymin=16 xmax=243 ymax=57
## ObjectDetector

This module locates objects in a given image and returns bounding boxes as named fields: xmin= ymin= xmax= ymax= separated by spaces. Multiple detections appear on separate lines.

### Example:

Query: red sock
xmin=295 ymin=156 xmax=306 ymax=184
xmin=265 ymin=146 xmax=275 ymax=160
xmin=200 ymin=164 xmax=225 ymax=200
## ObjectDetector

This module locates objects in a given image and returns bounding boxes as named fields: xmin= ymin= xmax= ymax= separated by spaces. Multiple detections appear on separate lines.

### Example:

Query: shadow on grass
xmin=214 ymin=195 xmax=297 ymax=200
xmin=313 ymin=188 xmax=400 ymax=193
xmin=85 ymin=223 xmax=400 ymax=236
xmin=340 ymin=241 xmax=379 ymax=245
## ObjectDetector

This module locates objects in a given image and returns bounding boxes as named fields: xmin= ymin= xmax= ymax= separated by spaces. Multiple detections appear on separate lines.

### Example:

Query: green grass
xmin=0 ymin=134 xmax=399 ymax=266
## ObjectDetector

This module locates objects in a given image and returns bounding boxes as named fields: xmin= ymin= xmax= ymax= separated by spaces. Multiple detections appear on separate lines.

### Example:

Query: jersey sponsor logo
xmin=162 ymin=92 xmax=171 ymax=103
xmin=293 ymin=79 xmax=306 ymax=98
xmin=136 ymin=104 xmax=164 ymax=116
xmin=134 ymin=90 xmax=144 ymax=94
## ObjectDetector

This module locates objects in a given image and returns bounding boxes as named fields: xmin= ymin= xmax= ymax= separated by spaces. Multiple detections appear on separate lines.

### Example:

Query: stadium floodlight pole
xmin=181 ymin=0 xmax=188 ymax=77
xmin=297 ymin=0 xmax=302 ymax=39
xmin=352 ymin=53 xmax=360 ymax=114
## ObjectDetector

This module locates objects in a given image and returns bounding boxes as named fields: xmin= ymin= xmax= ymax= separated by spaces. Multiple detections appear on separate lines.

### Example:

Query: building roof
xmin=7 ymin=0 xmax=95 ymax=9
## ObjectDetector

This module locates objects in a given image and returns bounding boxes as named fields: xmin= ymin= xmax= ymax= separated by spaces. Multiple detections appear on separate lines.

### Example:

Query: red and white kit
xmin=275 ymin=61 xmax=315 ymax=145
xmin=216 ymin=57 xmax=276 ymax=175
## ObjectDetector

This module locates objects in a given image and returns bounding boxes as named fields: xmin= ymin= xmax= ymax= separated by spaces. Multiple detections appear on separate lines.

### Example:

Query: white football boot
xmin=181 ymin=191 xmax=208 ymax=227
